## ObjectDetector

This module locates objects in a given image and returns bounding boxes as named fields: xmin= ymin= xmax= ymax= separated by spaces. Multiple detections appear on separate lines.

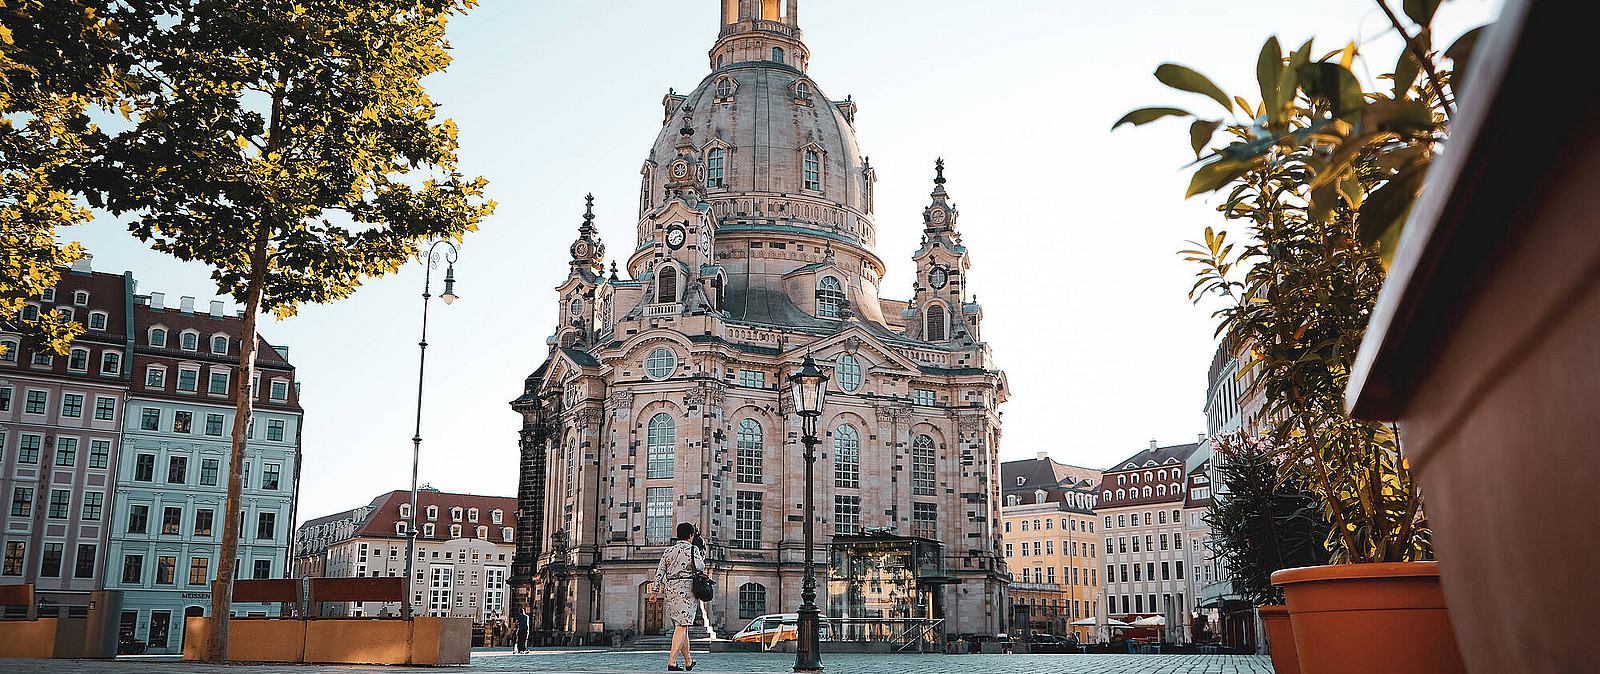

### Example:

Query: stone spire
xmin=663 ymin=115 xmax=705 ymax=204
xmin=922 ymin=158 xmax=960 ymax=235
xmin=568 ymin=193 xmax=605 ymax=274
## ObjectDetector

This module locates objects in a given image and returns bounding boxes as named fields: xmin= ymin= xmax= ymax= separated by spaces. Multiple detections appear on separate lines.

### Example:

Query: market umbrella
xmin=1073 ymin=616 xmax=1129 ymax=627
xmin=1130 ymin=615 xmax=1166 ymax=626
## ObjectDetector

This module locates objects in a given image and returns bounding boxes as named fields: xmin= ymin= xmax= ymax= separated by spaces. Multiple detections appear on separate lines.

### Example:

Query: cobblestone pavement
xmin=2 ymin=649 xmax=1275 ymax=674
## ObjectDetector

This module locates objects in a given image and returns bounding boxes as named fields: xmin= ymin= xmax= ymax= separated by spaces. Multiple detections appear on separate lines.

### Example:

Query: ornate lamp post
xmin=403 ymin=240 xmax=459 ymax=620
xmin=789 ymin=355 xmax=828 ymax=672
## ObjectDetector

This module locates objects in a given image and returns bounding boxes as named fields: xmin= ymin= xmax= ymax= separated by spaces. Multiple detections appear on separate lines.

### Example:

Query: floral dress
xmin=652 ymin=540 xmax=706 ymax=627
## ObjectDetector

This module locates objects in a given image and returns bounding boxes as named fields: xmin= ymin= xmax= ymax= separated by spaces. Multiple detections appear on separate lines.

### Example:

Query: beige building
xmin=292 ymin=489 xmax=516 ymax=623
xmin=1097 ymin=441 xmax=1201 ymax=641
xmin=999 ymin=454 xmax=1103 ymax=641
xmin=511 ymin=0 xmax=1008 ymax=642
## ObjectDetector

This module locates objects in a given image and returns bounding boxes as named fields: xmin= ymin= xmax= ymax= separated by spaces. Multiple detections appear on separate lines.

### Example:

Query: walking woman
xmin=650 ymin=522 xmax=706 ymax=671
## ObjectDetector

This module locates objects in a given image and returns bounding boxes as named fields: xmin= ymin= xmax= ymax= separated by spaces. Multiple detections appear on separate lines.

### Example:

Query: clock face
xmin=571 ymin=241 xmax=588 ymax=259
xmin=671 ymin=160 xmax=689 ymax=179
xmin=929 ymin=267 xmax=948 ymax=289
xmin=930 ymin=208 xmax=946 ymax=224
xmin=666 ymin=225 xmax=686 ymax=249
xmin=698 ymin=227 xmax=710 ymax=253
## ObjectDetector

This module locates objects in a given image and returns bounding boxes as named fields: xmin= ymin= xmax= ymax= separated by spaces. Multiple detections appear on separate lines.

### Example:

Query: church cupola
xmin=711 ymin=0 xmax=808 ymax=72
xmin=569 ymin=193 xmax=606 ymax=275
xmin=662 ymin=117 xmax=706 ymax=206
xmin=908 ymin=158 xmax=983 ymax=346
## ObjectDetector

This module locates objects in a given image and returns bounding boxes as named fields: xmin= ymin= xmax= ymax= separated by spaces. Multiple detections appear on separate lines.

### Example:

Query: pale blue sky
xmin=62 ymin=0 xmax=1499 ymax=524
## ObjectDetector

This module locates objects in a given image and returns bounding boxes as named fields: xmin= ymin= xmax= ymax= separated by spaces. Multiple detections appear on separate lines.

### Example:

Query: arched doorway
xmin=179 ymin=606 xmax=204 ymax=650
xmin=639 ymin=581 xmax=663 ymax=635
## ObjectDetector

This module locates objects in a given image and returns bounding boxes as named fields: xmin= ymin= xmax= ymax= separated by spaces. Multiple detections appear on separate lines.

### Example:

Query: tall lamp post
xmin=789 ymin=355 xmax=828 ymax=672
xmin=403 ymin=240 xmax=459 ymax=620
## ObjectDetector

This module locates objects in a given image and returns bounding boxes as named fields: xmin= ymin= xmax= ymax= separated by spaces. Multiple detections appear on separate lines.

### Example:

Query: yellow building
xmin=1000 ymin=454 xmax=1103 ymax=641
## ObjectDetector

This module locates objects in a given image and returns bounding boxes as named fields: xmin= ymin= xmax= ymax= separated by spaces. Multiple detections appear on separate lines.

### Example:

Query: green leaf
xmin=1360 ymin=98 xmax=1434 ymax=134
xmin=1393 ymin=50 xmax=1420 ymax=99
xmin=1446 ymin=25 xmax=1489 ymax=98
xmin=1357 ymin=163 xmax=1430 ymax=252
xmin=1186 ymin=159 xmax=1255 ymax=197
xmin=1338 ymin=172 xmax=1363 ymax=210
xmin=1112 ymin=106 xmax=1193 ymax=130
xmin=1276 ymin=39 xmax=1314 ymax=122
xmin=1298 ymin=62 xmax=1363 ymax=124
xmin=1403 ymin=0 xmax=1444 ymax=29
xmin=1155 ymin=63 xmax=1233 ymax=114
xmin=1257 ymin=37 xmax=1283 ymax=121
xmin=1190 ymin=119 xmax=1222 ymax=158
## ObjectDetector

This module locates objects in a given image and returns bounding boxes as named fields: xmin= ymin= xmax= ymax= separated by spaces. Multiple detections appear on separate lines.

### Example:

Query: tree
xmin=87 ymin=0 xmax=494 ymax=661
xmin=0 ymin=1 xmax=131 ymax=356
xmin=1204 ymin=433 xmax=1329 ymax=606
xmin=1114 ymin=2 xmax=1488 ymax=563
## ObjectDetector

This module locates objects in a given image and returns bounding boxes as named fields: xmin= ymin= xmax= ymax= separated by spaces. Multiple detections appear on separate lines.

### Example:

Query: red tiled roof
xmin=354 ymin=490 xmax=518 ymax=543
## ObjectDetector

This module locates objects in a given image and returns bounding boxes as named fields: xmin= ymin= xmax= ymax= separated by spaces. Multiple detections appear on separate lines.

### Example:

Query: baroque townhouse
xmin=1097 ymin=441 xmax=1200 ymax=641
xmin=1196 ymin=335 xmax=1269 ymax=649
xmin=0 ymin=256 xmax=132 ymax=616
xmin=291 ymin=489 xmax=516 ymax=624
xmin=103 ymin=292 xmax=303 ymax=654
xmin=512 ymin=0 xmax=1009 ymax=641
xmin=999 ymin=453 xmax=1102 ymax=641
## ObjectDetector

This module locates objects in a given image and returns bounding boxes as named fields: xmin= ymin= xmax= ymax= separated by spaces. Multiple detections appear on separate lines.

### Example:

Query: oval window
xmin=645 ymin=348 xmax=676 ymax=379
xmin=838 ymin=354 xmax=862 ymax=392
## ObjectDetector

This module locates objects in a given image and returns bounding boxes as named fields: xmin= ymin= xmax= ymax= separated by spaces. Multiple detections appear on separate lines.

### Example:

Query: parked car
xmin=730 ymin=614 xmax=838 ymax=644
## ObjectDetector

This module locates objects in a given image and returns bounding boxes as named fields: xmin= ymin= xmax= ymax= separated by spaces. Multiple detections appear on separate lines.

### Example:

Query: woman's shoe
xmin=668 ymin=666 xmax=683 ymax=672
xmin=686 ymin=660 xmax=695 ymax=671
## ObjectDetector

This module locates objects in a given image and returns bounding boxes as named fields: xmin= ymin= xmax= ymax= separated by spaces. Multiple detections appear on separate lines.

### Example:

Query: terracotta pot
xmin=1271 ymin=562 xmax=1464 ymax=674
xmin=1257 ymin=605 xmax=1299 ymax=674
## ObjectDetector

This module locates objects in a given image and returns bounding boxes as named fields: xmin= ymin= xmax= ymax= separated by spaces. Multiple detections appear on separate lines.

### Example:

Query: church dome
xmin=639 ymin=2 xmax=880 ymax=274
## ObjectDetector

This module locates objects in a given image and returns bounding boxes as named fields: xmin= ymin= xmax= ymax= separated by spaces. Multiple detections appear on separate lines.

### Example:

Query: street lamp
xmin=789 ymin=355 xmax=828 ymax=673
xmin=403 ymin=239 xmax=459 ymax=620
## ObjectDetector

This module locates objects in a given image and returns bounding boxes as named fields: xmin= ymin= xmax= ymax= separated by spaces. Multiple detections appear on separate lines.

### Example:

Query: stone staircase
xmin=630 ymin=625 xmax=718 ymax=648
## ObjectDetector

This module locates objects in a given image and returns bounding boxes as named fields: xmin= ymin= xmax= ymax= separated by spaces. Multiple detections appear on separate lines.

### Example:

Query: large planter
xmin=1271 ymin=562 xmax=1463 ymax=674
xmin=1257 ymin=605 xmax=1298 ymax=674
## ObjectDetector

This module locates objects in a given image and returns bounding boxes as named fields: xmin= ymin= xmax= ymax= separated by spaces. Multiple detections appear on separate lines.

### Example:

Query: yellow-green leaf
xmin=1155 ymin=63 xmax=1233 ymax=114
xmin=1190 ymin=119 xmax=1222 ymax=158
xmin=1112 ymin=106 xmax=1193 ymax=130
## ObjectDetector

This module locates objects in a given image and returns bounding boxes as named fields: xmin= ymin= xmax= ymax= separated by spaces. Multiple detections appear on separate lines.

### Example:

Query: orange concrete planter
xmin=1271 ymin=562 xmax=1464 ymax=674
xmin=1257 ymin=605 xmax=1298 ymax=674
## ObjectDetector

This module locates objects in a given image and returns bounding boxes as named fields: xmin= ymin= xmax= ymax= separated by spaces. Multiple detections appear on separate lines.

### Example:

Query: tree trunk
xmin=208 ymin=222 xmax=270 ymax=663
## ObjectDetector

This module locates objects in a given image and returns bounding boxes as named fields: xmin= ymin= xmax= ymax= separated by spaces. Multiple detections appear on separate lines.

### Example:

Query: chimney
xmin=209 ymin=300 xmax=225 ymax=318
xmin=1198 ymin=433 xmax=1207 ymax=443
xmin=1036 ymin=451 xmax=1048 ymax=461
xmin=1149 ymin=439 xmax=1158 ymax=450
xmin=71 ymin=253 xmax=93 ymax=273
xmin=179 ymin=296 xmax=195 ymax=314
xmin=150 ymin=292 xmax=165 ymax=311
xmin=273 ymin=346 xmax=289 ymax=359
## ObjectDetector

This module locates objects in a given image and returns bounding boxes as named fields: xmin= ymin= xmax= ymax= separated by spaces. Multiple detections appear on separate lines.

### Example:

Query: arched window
xmin=450 ymin=524 xmax=461 ymax=538
xmin=1117 ymin=475 xmax=1126 ymax=486
xmin=1172 ymin=482 xmax=1182 ymax=494
xmin=1158 ymin=511 xmax=1167 ymax=524
xmin=816 ymin=276 xmax=843 ymax=318
xmin=736 ymin=419 xmax=762 ymax=484
xmin=645 ymin=348 xmax=676 ymax=379
xmin=1021 ymin=520 xmax=1030 ymax=532
xmin=837 ymin=354 xmax=862 ymax=392
xmin=1103 ymin=491 xmax=1112 ymax=502
xmin=181 ymin=331 xmax=198 ymax=351
xmin=1143 ymin=486 xmax=1152 ymax=497
xmin=795 ymin=81 xmax=811 ymax=101
xmin=657 ymin=265 xmax=677 ymax=303
xmin=1131 ymin=473 xmax=1140 ymax=484
xmin=925 ymin=303 xmax=947 ymax=342
xmin=1116 ymin=489 xmax=1125 ymax=500
xmin=833 ymin=424 xmax=859 ymax=489
xmin=911 ymin=435 xmax=935 ymax=496
xmin=1158 ymin=469 xmax=1167 ymax=481
xmin=88 ymin=311 xmax=107 ymax=331
xmin=211 ymin=336 xmax=228 ymax=354
xmin=1006 ymin=495 xmax=1018 ymax=507
xmin=802 ymin=150 xmax=820 ymax=190
xmin=647 ymin=413 xmax=675 ymax=478
xmin=715 ymin=77 xmax=733 ymax=98
xmin=150 ymin=328 xmax=167 ymax=347
xmin=706 ymin=147 xmax=725 ymax=188
xmin=1156 ymin=484 xmax=1167 ymax=497
xmin=73 ymin=290 xmax=89 ymax=305
xmin=739 ymin=582 xmax=767 ymax=619
xmin=772 ymin=47 xmax=784 ymax=63
xmin=1144 ymin=471 xmax=1153 ymax=483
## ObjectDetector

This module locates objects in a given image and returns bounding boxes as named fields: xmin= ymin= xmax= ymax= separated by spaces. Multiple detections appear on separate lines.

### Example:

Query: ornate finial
xmin=579 ymin=193 xmax=597 ymax=236
xmin=824 ymin=241 xmax=835 ymax=260
xmin=609 ymin=261 xmax=619 ymax=281
xmin=934 ymin=157 xmax=946 ymax=185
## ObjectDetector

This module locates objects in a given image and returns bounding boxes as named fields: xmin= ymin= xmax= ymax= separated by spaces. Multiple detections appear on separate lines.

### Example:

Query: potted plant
xmin=1115 ymin=5 xmax=1488 ymax=672
xmin=1204 ymin=432 xmax=1330 ymax=674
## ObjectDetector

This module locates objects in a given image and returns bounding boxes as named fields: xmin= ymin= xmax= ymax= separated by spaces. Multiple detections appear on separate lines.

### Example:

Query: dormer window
xmin=468 ymin=508 xmax=478 ymax=523
xmin=73 ymin=290 xmax=89 ymax=305
xmin=491 ymin=509 xmax=503 ymax=524
xmin=706 ymin=147 xmax=725 ymax=188
xmin=426 ymin=505 xmax=438 ymax=521
xmin=772 ymin=47 xmax=784 ymax=63
xmin=816 ymin=277 xmax=843 ymax=319
xmin=88 ymin=311 xmax=107 ymax=331
xmin=451 ymin=507 xmax=463 ymax=522
xmin=795 ymin=80 xmax=812 ymax=102
xmin=180 ymin=331 xmax=198 ymax=351
xmin=395 ymin=522 xmax=407 ymax=536
xmin=1035 ymin=489 xmax=1047 ymax=504
xmin=450 ymin=524 xmax=461 ymax=538
xmin=1006 ymin=495 xmax=1018 ymax=507
xmin=423 ymin=523 xmax=435 ymax=537
xmin=1016 ymin=476 xmax=1026 ymax=486
xmin=802 ymin=150 xmax=820 ymax=190
xmin=149 ymin=328 xmax=167 ymax=347
xmin=211 ymin=335 xmax=228 ymax=354
xmin=502 ymin=527 xmax=514 ymax=542
xmin=476 ymin=526 xmax=487 ymax=539
xmin=714 ymin=76 xmax=733 ymax=99
xmin=399 ymin=504 xmax=411 ymax=518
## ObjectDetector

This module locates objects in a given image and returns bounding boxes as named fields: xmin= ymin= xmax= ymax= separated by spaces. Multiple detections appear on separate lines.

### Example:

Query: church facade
xmin=511 ymin=0 xmax=1009 ymax=641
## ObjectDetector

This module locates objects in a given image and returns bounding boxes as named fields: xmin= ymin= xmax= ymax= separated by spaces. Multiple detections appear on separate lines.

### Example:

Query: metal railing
xmin=743 ymin=616 xmax=944 ymax=653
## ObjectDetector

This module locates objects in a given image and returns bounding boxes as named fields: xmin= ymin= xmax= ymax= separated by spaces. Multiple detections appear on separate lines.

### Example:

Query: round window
xmin=838 ymin=354 xmax=862 ymax=392
xmin=645 ymin=348 xmax=677 ymax=379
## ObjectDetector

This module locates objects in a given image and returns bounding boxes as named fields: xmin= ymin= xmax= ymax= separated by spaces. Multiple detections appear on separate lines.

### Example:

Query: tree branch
xmin=1376 ymin=0 xmax=1452 ymax=122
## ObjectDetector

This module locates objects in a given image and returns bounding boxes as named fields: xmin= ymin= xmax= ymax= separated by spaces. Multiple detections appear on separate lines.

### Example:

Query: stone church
xmin=511 ymin=0 xmax=1009 ymax=641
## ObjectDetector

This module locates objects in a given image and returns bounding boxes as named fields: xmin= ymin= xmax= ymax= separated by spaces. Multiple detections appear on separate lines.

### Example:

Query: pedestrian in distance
xmin=513 ymin=607 xmax=530 ymax=654
xmin=650 ymin=522 xmax=707 ymax=671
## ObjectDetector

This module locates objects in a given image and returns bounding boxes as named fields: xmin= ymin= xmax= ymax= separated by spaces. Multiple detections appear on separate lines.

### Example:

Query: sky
xmin=58 ymin=0 xmax=1500 ymax=525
